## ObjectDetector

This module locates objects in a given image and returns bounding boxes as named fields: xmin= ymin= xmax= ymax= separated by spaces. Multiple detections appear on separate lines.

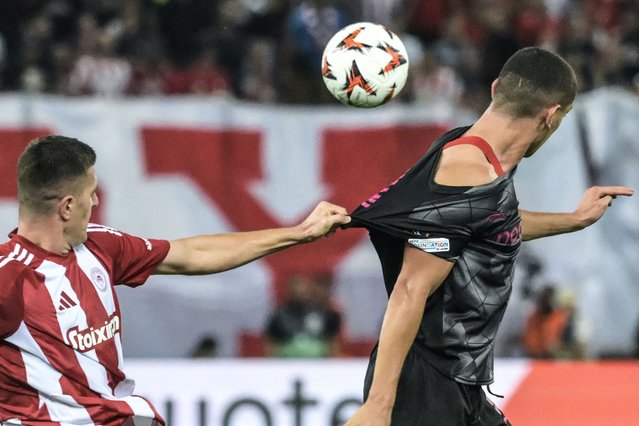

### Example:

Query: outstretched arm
xmin=345 ymin=244 xmax=453 ymax=426
xmin=154 ymin=202 xmax=350 ymax=275
xmin=520 ymin=185 xmax=633 ymax=241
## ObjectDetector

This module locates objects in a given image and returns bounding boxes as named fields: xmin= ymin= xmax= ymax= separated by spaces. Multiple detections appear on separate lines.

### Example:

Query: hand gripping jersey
xmin=0 ymin=224 xmax=170 ymax=426
xmin=348 ymin=126 xmax=522 ymax=385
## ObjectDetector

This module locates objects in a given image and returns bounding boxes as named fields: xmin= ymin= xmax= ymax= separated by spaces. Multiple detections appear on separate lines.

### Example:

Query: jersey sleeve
xmin=85 ymin=225 xmax=170 ymax=287
xmin=0 ymin=265 xmax=26 ymax=338
xmin=349 ymin=196 xmax=473 ymax=262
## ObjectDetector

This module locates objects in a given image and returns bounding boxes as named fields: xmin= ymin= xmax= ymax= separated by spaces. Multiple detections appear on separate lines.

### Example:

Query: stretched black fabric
xmin=346 ymin=126 xmax=522 ymax=384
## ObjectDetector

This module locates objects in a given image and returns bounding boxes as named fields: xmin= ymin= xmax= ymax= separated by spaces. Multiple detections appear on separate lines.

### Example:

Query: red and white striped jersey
xmin=0 ymin=224 xmax=170 ymax=426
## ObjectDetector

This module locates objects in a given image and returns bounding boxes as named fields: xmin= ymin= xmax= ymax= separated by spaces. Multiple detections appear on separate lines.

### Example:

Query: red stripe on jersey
xmin=443 ymin=136 xmax=505 ymax=176
xmin=72 ymin=395 xmax=136 ymax=426
xmin=0 ymin=342 xmax=40 ymax=420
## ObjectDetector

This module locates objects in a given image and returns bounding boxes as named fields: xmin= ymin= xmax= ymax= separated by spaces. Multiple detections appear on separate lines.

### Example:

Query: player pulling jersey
xmin=0 ymin=224 xmax=170 ymax=426
xmin=349 ymin=126 xmax=522 ymax=385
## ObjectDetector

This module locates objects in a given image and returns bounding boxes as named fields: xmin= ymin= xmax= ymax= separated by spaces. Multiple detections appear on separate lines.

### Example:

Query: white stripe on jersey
xmin=87 ymin=224 xmax=122 ymax=236
xmin=0 ymin=243 xmax=35 ymax=268
xmin=5 ymin=322 xmax=93 ymax=425
xmin=74 ymin=244 xmax=123 ymax=368
xmin=15 ymin=247 xmax=28 ymax=263
xmin=23 ymin=252 xmax=34 ymax=266
xmin=74 ymin=245 xmax=116 ymax=313
xmin=0 ymin=243 xmax=22 ymax=268
xmin=37 ymin=260 xmax=113 ymax=397
xmin=1 ymin=419 xmax=23 ymax=425
xmin=121 ymin=397 xmax=156 ymax=420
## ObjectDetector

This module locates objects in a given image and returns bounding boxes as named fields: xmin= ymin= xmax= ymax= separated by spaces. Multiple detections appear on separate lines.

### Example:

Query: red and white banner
xmin=0 ymin=91 xmax=637 ymax=360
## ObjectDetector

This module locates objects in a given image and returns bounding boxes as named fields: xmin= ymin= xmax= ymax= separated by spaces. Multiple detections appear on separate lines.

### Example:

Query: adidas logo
xmin=58 ymin=291 xmax=77 ymax=311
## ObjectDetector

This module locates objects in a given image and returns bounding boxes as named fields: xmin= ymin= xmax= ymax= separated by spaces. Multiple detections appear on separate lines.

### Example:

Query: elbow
xmin=394 ymin=275 xmax=432 ymax=303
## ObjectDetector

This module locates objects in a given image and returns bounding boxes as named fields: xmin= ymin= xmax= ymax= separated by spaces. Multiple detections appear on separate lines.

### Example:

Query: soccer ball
xmin=321 ymin=22 xmax=409 ymax=108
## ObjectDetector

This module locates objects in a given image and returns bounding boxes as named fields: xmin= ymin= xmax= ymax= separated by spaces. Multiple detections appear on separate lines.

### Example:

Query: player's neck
xmin=464 ymin=109 xmax=541 ymax=172
xmin=17 ymin=213 xmax=72 ymax=256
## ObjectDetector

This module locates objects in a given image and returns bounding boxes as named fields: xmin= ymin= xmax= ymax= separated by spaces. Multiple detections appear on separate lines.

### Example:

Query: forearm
xmin=156 ymin=201 xmax=350 ymax=275
xmin=158 ymin=226 xmax=306 ymax=275
xmin=520 ymin=186 xmax=634 ymax=241
xmin=519 ymin=209 xmax=586 ymax=241
xmin=367 ymin=278 xmax=428 ymax=409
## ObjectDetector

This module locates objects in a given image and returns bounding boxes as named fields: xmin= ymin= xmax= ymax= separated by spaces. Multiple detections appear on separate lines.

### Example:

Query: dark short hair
xmin=17 ymin=136 xmax=96 ymax=214
xmin=493 ymin=47 xmax=578 ymax=117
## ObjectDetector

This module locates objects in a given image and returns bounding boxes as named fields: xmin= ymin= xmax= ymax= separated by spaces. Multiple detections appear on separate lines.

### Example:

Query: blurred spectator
xmin=190 ymin=335 xmax=219 ymax=358
xmin=409 ymin=46 xmax=464 ymax=106
xmin=281 ymin=0 xmax=349 ymax=103
xmin=126 ymin=53 xmax=165 ymax=96
xmin=513 ymin=0 xmax=551 ymax=47
xmin=19 ymin=13 xmax=53 ymax=92
xmin=522 ymin=286 xmax=567 ymax=358
xmin=618 ymin=5 xmax=639 ymax=85
xmin=554 ymin=289 xmax=587 ymax=359
xmin=405 ymin=0 xmax=454 ymax=46
xmin=357 ymin=0 xmax=410 ymax=30
xmin=49 ymin=42 xmax=76 ymax=94
xmin=522 ymin=285 xmax=584 ymax=359
xmin=154 ymin=0 xmax=220 ymax=67
xmin=67 ymin=13 xmax=132 ymax=96
xmin=162 ymin=48 xmax=231 ymax=95
xmin=557 ymin=8 xmax=597 ymax=91
xmin=265 ymin=274 xmax=342 ymax=358
xmin=474 ymin=0 xmax=519 ymax=94
xmin=239 ymin=39 xmax=278 ymax=103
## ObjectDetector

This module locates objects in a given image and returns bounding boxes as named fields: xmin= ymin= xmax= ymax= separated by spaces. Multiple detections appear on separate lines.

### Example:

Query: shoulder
xmin=0 ymin=256 xmax=32 ymax=279
xmin=86 ymin=224 xmax=124 ymax=239
xmin=434 ymin=145 xmax=498 ymax=187
xmin=0 ymin=255 xmax=30 ymax=337
xmin=84 ymin=223 xmax=124 ymax=249
xmin=86 ymin=223 xmax=166 ymax=250
xmin=0 ymin=241 xmax=35 ymax=279
xmin=0 ymin=257 xmax=30 ymax=310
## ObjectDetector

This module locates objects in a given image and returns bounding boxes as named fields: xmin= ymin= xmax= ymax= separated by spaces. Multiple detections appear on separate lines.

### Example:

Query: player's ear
xmin=544 ymin=104 xmax=562 ymax=129
xmin=490 ymin=79 xmax=499 ymax=99
xmin=58 ymin=195 xmax=74 ymax=221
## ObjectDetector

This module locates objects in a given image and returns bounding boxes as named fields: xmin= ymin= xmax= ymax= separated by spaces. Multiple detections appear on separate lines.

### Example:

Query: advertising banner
xmin=126 ymin=359 xmax=639 ymax=425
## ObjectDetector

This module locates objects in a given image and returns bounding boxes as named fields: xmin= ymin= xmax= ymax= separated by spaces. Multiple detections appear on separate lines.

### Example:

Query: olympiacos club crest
xmin=90 ymin=267 xmax=108 ymax=292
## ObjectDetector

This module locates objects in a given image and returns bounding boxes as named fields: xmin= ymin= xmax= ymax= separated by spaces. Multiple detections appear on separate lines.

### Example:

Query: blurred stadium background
xmin=1 ymin=0 xmax=639 ymax=424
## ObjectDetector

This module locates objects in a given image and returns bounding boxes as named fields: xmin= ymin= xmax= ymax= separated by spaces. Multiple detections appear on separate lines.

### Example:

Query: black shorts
xmin=364 ymin=346 xmax=511 ymax=426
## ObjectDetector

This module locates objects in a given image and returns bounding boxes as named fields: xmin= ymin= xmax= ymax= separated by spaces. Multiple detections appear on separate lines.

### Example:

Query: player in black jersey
xmin=343 ymin=47 xmax=634 ymax=426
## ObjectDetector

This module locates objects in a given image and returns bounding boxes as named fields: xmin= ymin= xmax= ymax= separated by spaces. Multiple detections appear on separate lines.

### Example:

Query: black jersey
xmin=348 ymin=126 xmax=521 ymax=385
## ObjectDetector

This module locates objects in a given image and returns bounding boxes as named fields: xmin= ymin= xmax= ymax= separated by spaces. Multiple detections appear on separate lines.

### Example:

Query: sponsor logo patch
xmin=66 ymin=313 xmax=120 ymax=352
xmin=408 ymin=238 xmax=450 ymax=253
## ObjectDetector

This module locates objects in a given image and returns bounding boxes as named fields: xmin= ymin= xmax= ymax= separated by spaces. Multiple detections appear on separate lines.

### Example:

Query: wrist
xmin=366 ymin=392 xmax=395 ymax=412
xmin=569 ymin=211 xmax=589 ymax=230
xmin=290 ymin=223 xmax=314 ymax=244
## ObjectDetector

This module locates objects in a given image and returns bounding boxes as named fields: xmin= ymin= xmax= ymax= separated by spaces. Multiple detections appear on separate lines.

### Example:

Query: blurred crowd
xmin=2 ymin=0 xmax=639 ymax=111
